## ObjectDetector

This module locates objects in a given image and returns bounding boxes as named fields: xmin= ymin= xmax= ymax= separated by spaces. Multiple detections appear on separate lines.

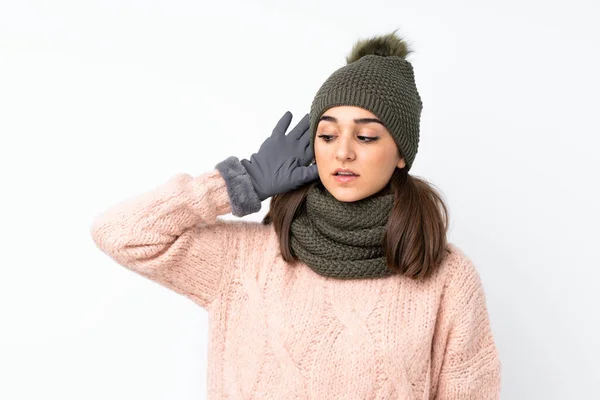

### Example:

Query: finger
xmin=292 ymin=163 xmax=319 ymax=184
xmin=300 ymin=141 xmax=314 ymax=165
xmin=297 ymin=121 xmax=313 ymax=145
xmin=272 ymin=111 xmax=293 ymax=138
xmin=287 ymin=113 xmax=310 ymax=140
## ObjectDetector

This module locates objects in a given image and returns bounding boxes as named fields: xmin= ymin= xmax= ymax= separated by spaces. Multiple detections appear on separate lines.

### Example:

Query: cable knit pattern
xmin=90 ymin=168 xmax=502 ymax=399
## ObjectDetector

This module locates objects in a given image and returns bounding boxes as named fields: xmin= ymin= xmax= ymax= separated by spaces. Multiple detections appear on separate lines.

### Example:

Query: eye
xmin=358 ymin=136 xmax=378 ymax=143
xmin=317 ymin=134 xmax=334 ymax=142
xmin=317 ymin=134 xmax=379 ymax=143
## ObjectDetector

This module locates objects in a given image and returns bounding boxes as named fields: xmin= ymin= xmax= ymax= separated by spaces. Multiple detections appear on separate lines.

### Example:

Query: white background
xmin=1 ymin=0 xmax=599 ymax=399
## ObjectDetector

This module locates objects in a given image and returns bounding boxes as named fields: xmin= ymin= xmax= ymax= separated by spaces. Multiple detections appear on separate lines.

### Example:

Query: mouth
xmin=333 ymin=173 xmax=359 ymax=183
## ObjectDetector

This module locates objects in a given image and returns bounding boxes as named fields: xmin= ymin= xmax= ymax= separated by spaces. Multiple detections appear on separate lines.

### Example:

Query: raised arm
xmin=90 ymin=156 xmax=261 ymax=309
xmin=90 ymin=109 xmax=320 ymax=310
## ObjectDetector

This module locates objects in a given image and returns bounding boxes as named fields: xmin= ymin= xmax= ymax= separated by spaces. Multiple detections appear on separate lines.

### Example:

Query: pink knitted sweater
xmin=90 ymin=168 xmax=501 ymax=399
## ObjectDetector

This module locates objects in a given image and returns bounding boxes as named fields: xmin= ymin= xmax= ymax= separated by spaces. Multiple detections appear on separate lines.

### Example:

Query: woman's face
xmin=314 ymin=105 xmax=405 ymax=202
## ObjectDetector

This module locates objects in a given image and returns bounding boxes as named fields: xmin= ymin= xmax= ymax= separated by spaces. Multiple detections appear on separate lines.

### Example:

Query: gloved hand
xmin=240 ymin=111 xmax=319 ymax=201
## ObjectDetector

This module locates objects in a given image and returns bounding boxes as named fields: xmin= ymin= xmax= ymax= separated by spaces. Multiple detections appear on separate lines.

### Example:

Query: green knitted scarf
xmin=289 ymin=182 xmax=396 ymax=279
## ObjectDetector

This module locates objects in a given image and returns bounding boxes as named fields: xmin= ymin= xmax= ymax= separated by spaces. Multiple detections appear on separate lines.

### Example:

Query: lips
xmin=333 ymin=169 xmax=359 ymax=176
xmin=334 ymin=174 xmax=359 ymax=183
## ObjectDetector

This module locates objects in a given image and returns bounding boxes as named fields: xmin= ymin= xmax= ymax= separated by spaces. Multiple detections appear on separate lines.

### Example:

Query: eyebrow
xmin=318 ymin=115 xmax=384 ymax=126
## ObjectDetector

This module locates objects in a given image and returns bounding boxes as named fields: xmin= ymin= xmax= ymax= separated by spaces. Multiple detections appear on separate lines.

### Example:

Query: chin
xmin=326 ymin=186 xmax=367 ymax=202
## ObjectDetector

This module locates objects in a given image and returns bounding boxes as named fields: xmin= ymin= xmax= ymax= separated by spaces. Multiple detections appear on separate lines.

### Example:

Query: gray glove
xmin=240 ymin=111 xmax=319 ymax=201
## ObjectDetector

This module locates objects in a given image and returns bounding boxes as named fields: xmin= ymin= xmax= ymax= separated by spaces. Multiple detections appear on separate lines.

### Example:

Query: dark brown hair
xmin=261 ymin=163 xmax=451 ymax=280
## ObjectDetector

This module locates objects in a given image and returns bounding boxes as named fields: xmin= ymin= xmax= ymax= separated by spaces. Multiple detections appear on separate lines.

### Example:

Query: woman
xmin=91 ymin=30 xmax=501 ymax=399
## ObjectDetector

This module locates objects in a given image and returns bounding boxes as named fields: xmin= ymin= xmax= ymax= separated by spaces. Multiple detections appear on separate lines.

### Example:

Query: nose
xmin=335 ymin=135 xmax=356 ymax=161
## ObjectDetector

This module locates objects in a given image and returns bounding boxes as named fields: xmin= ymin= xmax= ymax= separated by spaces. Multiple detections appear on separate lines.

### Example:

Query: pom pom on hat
xmin=345 ymin=28 xmax=414 ymax=64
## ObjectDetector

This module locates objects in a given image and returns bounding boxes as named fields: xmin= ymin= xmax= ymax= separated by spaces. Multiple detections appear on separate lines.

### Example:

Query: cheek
xmin=362 ymin=147 xmax=392 ymax=162
xmin=313 ymin=143 xmax=326 ymax=161
xmin=362 ymin=148 xmax=399 ymax=173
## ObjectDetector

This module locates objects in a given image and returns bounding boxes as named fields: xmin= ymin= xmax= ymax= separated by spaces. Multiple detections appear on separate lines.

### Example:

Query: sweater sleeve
xmin=433 ymin=252 xmax=502 ymax=399
xmin=89 ymin=156 xmax=262 ymax=309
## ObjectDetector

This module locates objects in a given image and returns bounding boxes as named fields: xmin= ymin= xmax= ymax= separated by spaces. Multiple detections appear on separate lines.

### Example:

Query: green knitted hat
xmin=309 ymin=29 xmax=423 ymax=171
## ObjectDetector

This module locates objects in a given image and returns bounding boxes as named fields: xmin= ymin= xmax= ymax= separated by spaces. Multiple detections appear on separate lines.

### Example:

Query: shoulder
xmin=210 ymin=217 xmax=279 ymax=254
xmin=439 ymin=242 xmax=488 ymax=309
xmin=444 ymin=243 xmax=480 ymax=278
xmin=210 ymin=217 xmax=272 ymax=234
xmin=426 ymin=242 xmax=475 ymax=282
xmin=228 ymin=218 xmax=275 ymax=238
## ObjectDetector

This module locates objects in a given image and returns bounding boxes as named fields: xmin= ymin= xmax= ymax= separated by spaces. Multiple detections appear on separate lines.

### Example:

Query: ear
xmin=396 ymin=158 xmax=406 ymax=169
